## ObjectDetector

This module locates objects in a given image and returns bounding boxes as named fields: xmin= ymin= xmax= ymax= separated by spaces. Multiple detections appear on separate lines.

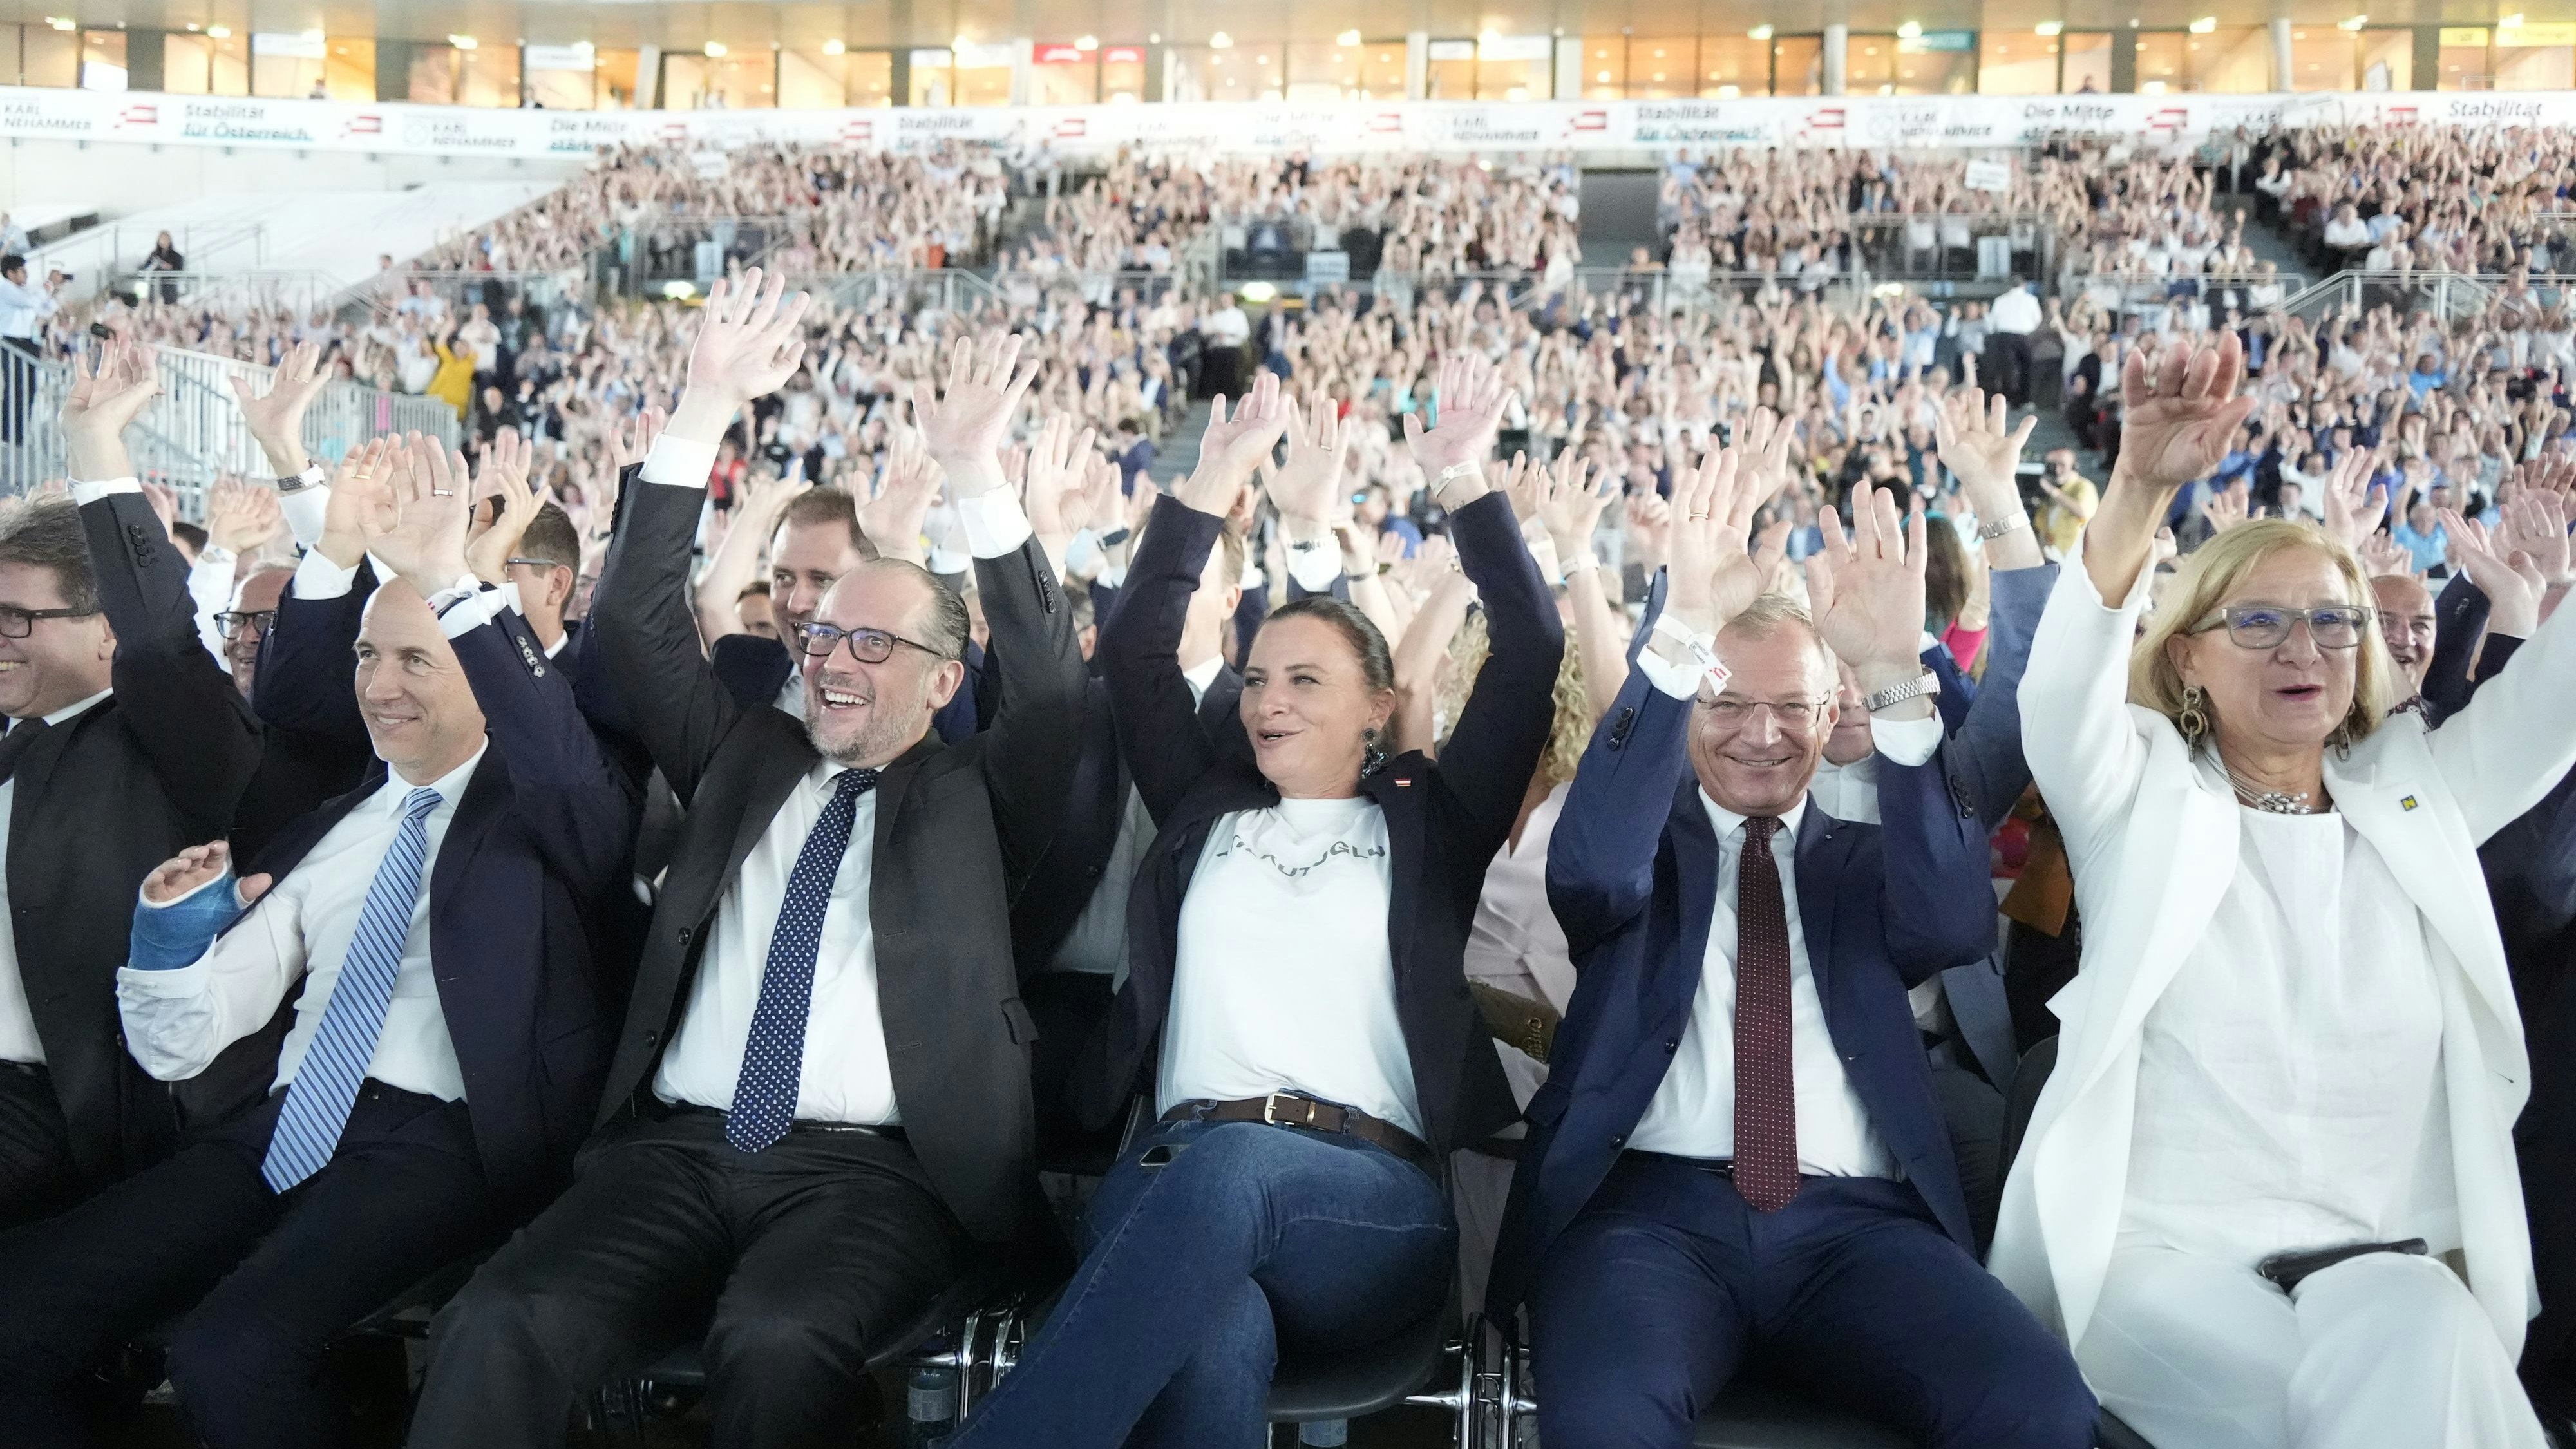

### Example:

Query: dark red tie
xmin=1732 ymin=814 xmax=1799 ymax=1211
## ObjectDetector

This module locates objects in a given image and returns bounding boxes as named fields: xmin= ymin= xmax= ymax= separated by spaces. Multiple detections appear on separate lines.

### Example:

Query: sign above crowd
xmin=5 ymin=84 xmax=2571 ymax=160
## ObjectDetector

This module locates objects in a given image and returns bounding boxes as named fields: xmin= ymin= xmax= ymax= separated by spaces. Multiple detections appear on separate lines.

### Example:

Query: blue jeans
xmin=949 ymin=1117 xmax=1453 ymax=1449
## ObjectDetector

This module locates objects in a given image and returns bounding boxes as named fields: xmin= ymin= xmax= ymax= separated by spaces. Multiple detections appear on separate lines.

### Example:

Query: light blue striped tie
xmin=261 ymin=786 xmax=442 ymax=1194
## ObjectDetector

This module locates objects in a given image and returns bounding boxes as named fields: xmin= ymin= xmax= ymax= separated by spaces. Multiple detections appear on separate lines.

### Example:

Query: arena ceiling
xmin=0 ymin=0 xmax=2539 ymax=58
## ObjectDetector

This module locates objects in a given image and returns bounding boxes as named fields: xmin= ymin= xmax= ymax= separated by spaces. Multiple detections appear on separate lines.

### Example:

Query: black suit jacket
xmin=1074 ymin=492 xmax=1562 ymax=1155
xmin=18 ymin=493 xmax=261 ymax=1185
xmin=230 ymin=607 xmax=635 ymax=1208
xmin=590 ymin=476 xmax=1088 ymax=1243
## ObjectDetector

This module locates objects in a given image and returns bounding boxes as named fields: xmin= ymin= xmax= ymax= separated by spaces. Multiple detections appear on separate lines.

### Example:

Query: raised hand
xmin=674 ymin=269 xmax=810 ymax=440
xmin=1531 ymin=448 xmax=1615 ymax=565
xmin=2443 ymin=507 xmax=2544 ymax=638
xmin=858 ymin=429 xmax=938 ymax=565
xmin=1493 ymin=450 xmax=1540 ymax=522
xmin=1735 ymin=406 xmax=1800 ymax=513
xmin=1932 ymin=388 xmax=2036 ymax=517
xmin=2359 ymin=530 xmax=2412 ymax=578
xmin=140 ymin=482 xmax=180 ymax=537
xmin=1401 ymin=352 xmax=1513 ymax=499
xmin=1665 ymin=444 xmax=1777 ymax=636
xmin=317 ymin=435 xmax=401 ymax=567
xmin=464 ymin=428 xmax=547 ymax=586
xmin=1625 ymin=491 xmax=1673 ymax=573
xmin=609 ymin=406 xmax=666 ymax=473
xmin=2320 ymin=448 xmax=2381 ymax=553
xmin=227 ymin=339 xmax=331 ymax=475
xmin=1264 ymin=393 xmax=1347 ymax=537
xmin=2113 ymin=330 xmax=2257 ymax=495
xmin=63 ymin=337 xmax=162 ymax=481
xmin=140 ymin=842 xmax=271 ymax=907
xmin=205 ymin=477 xmax=284 ymax=556
xmin=1176 ymin=372 xmax=1287 ymax=518
xmin=2499 ymin=489 xmax=2574 ymax=591
xmin=1808 ymin=486 xmax=1932 ymax=688
xmin=2202 ymin=481 xmax=2256 ymax=534
xmin=910 ymin=332 xmax=1039 ymax=490
xmin=1022 ymin=413 xmax=1097 ymax=541
xmin=371 ymin=436 xmax=475 ymax=594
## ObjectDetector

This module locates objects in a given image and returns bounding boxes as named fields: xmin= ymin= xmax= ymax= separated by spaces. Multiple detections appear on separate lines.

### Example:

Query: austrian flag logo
xmin=341 ymin=113 xmax=383 ymax=140
xmin=115 ymin=103 xmax=158 ymax=129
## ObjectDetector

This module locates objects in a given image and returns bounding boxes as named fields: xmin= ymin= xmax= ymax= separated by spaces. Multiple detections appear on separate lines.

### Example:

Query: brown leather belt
xmin=1162 ymin=1093 xmax=1434 ymax=1170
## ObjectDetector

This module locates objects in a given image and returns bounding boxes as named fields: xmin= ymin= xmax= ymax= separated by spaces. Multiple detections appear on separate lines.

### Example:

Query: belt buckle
xmin=1261 ymin=1093 xmax=1318 ymax=1129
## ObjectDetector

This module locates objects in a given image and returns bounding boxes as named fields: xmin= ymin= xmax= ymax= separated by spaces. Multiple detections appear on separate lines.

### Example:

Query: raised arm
xmin=2027 ymin=332 xmax=2251 ymax=866
xmin=594 ymin=269 xmax=809 ymax=804
xmin=1401 ymin=354 xmax=1563 ymax=846
xmin=63 ymin=341 xmax=261 ymax=842
xmin=1101 ymin=375 xmax=1291 ymax=824
xmin=1928 ymin=386 xmax=2053 ymax=829
xmin=2427 ymin=493 xmax=2576 ymax=843
xmin=909 ymin=332 xmax=1086 ymax=888
xmin=115 ymin=845 xmax=300 ymax=1083
xmin=1529 ymin=446 xmax=1627 ymax=725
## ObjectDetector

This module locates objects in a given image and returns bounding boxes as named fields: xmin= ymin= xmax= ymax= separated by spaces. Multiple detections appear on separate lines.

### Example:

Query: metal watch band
xmin=274 ymin=464 xmax=327 ymax=495
xmin=1862 ymin=670 xmax=1942 ymax=714
xmin=1975 ymin=509 xmax=2031 ymax=542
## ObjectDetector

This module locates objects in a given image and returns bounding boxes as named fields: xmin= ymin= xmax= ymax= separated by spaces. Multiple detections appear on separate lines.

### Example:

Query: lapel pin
xmin=2400 ymin=795 xmax=2419 ymax=812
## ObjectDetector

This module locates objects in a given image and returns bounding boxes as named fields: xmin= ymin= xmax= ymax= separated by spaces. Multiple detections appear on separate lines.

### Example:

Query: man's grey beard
xmin=806 ymin=674 xmax=933 ymax=767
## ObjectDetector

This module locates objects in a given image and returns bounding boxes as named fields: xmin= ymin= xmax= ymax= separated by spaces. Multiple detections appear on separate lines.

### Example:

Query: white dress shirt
xmin=2119 ymin=804 xmax=2458 ymax=1267
xmin=116 ymin=745 xmax=487 ymax=1097
xmin=640 ymin=430 xmax=1035 ymax=1124
xmin=652 ymin=758 xmax=901 ymax=1124
xmin=1159 ymin=795 xmax=1424 ymax=1139
xmin=0 ymin=276 xmax=57 ymax=341
xmin=0 ymin=689 xmax=114 ymax=1064
xmin=1989 ymin=287 xmax=2043 ymax=335
xmin=1050 ymin=654 xmax=1224 ymax=978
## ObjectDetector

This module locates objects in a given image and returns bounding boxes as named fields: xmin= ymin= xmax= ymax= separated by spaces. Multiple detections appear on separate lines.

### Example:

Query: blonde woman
xmin=1993 ymin=330 xmax=2576 ymax=1448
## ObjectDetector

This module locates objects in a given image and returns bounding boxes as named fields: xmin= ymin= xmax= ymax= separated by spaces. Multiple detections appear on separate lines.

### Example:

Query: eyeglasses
xmin=2192 ymin=604 xmax=2369 ymax=650
xmin=213 ymin=609 xmax=277 ymax=641
xmin=793 ymin=622 xmax=948 ymax=666
xmin=1703 ymin=696 xmax=1832 ymax=731
xmin=502 ymin=557 xmax=569 ymax=572
xmin=0 ymin=603 xmax=99 ymax=639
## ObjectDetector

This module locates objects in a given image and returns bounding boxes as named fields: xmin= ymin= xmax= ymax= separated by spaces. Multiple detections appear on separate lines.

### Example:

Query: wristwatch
xmin=274 ymin=464 xmax=327 ymax=495
xmin=1975 ymin=508 xmax=2031 ymax=542
xmin=1862 ymin=671 xmax=1942 ymax=714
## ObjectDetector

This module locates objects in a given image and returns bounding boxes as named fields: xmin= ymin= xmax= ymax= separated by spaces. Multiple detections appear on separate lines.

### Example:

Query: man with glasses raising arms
xmin=409 ymin=272 xmax=1089 ymax=1449
xmin=0 ymin=339 xmax=261 ymax=1229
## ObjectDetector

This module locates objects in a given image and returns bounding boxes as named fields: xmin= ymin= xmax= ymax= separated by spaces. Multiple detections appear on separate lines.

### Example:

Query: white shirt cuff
xmin=1285 ymin=543 xmax=1343 ymax=594
xmin=280 ymin=486 xmax=330 ymax=549
xmin=70 ymin=477 xmax=140 ymax=506
xmin=955 ymin=491 xmax=1035 ymax=559
xmin=1868 ymin=712 xmax=1943 ymax=767
xmin=1638 ymin=615 xmax=1723 ymax=701
xmin=429 ymin=578 xmax=509 ymax=639
xmin=641 ymin=435 xmax=721 ymax=490
xmin=292 ymin=549 xmax=361 ymax=600
xmin=1097 ymin=563 xmax=1130 ymax=589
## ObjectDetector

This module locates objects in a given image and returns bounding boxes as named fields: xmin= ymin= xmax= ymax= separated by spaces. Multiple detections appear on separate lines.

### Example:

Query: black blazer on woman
xmin=1072 ymin=491 xmax=1563 ymax=1157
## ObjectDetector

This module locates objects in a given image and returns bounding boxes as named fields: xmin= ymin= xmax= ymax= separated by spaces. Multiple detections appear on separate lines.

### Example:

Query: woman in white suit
xmin=1991 ymin=329 xmax=2576 ymax=1449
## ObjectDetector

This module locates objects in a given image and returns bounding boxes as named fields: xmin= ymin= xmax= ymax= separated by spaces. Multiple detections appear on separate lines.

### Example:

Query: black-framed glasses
xmin=0 ymin=604 xmax=99 ymax=639
xmin=1703 ymin=695 xmax=1833 ymax=731
xmin=2192 ymin=604 xmax=2369 ymax=650
xmin=793 ymin=622 xmax=948 ymax=666
xmin=214 ymin=609 xmax=277 ymax=641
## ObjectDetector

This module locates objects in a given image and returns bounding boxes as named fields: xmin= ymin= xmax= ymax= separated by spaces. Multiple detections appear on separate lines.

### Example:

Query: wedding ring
xmin=431 ymin=489 xmax=456 ymax=497
xmin=1688 ymin=513 xmax=1712 ymax=522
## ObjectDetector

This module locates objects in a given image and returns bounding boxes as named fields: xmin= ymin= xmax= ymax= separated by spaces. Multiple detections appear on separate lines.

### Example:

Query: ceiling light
xmin=2036 ymin=21 xmax=2063 ymax=35
xmin=1336 ymin=28 xmax=1361 ymax=45
xmin=703 ymin=40 xmax=726 ymax=56
xmin=448 ymin=33 xmax=476 ymax=49
xmin=1748 ymin=24 xmax=1774 ymax=39
xmin=184 ymin=20 xmax=198 ymax=29
xmin=952 ymin=33 xmax=971 ymax=48
xmin=43 ymin=16 xmax=73 ymax=30
xmin=1897 ymin=21 xmax=1923 ymax=38
xmin=205 ymin=23 xmax=229 ymax=36
xmin=1075 ymin=34 xmax=1098 ymax=50
xmin=2340 ymin=14 xmax=2367 ymax=28
xmin=1209 ymin=30 xmax=1233 ymax=48
xmin=820 ymin=37 xmax=844 ymax=53
xmin=2502 ymin=12 xmax=2526 ymax=26
xmin=2188 ymin=15 xmax=2217 ymax=32
xmin=1148 ymin=32 xmax=1160 ymax=43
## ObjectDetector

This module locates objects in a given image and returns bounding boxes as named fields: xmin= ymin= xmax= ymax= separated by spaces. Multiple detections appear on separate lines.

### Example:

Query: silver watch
xmin=1861 ymin=671 xmax=1942 ymax=714
xmin=1974 ymin=509 xmax=2031 ymax=542
xmin=274 ymin=464 xmax=327 ymax=495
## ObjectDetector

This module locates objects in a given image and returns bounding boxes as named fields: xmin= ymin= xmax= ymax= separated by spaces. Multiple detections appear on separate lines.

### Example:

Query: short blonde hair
xmin=1437 ymin=614 xmax=1591 ymax=789
xmin=2129 ymin=519 xmax=2400 ymax=744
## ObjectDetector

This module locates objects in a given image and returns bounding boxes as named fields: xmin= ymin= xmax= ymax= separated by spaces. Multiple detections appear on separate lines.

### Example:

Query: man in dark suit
xmin=1488 ymin=475 xmax=2095 ymax=1449
xmin=0 ymin=432 xmax=634 ymax=1449
xmin=409 ymin=281 xmax=1087 ymax=1449
xmin=0 ymin=342 xmax=260 ymax=1229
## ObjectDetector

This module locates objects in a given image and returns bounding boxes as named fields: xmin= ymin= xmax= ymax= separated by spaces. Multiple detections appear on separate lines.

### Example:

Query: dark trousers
xmin=409 ymin=1110 xmax=962 ymax=1449
xmin=0 ymin=1061 xmax=77 ymax=1231
xmin=0 ymin=1082 xmax=498 ymax=1449
xmin=1985 ymin=332 xmax=2035 ymax=407
xmin=1530 ymin=1159 xmax=2096 ymax=1449
xmin=950 ymin=1117 xmax=1454 ymax=1449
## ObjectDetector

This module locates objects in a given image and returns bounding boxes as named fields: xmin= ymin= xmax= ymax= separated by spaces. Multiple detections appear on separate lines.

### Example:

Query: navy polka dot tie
xmin=1732 ymin=814 xmax=1799 ymax=1212
xmin=724 ymin=767 xmax=880 ymax=1154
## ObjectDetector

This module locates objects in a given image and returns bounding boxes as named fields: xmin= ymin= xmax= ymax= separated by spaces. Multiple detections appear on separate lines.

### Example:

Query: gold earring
xmin=2178 ymin=683 xmax=2210 ymax=742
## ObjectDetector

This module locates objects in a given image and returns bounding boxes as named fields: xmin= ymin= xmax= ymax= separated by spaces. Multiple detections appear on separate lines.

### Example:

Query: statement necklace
xmin=2219 ymin=757 xmax=2324 ymax=815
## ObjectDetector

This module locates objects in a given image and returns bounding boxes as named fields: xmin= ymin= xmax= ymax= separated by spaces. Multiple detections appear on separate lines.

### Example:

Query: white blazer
xmin=1990 ymin=545 xmax=2576 ymax=1361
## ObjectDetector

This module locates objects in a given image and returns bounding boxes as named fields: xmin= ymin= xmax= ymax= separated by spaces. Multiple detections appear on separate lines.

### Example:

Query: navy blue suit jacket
xmin=1486 ymin=621 xmax=1998 ymax=1319
xmin=229 ymin=606 xmax=637 ymax=1210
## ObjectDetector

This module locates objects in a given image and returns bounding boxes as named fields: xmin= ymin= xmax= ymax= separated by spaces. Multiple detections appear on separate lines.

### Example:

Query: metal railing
xmin=2068 ymin=270 xmax=2306 ymax=317
xmin=0 ymin=352 xmax=223 ymax=502
xmin=989 ymin=269 xmax=1197 ymax=309
xmin=147 ymin=345 xmax=459 ymax=479
xmin=1842 ymin=213 xmax=2058 ymax=288
xmin=791 ymin=269 xmax=1011 ymax=319
xmin=100 ymin=269 xmax=349 ymax=324
xmin=2274 ymin=270 xmax=2501 ymax=324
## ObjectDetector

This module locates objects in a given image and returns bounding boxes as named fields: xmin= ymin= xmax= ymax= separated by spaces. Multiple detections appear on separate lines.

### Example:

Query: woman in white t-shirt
xmin=951 ymin=361 xmax=1560 ymax=1448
